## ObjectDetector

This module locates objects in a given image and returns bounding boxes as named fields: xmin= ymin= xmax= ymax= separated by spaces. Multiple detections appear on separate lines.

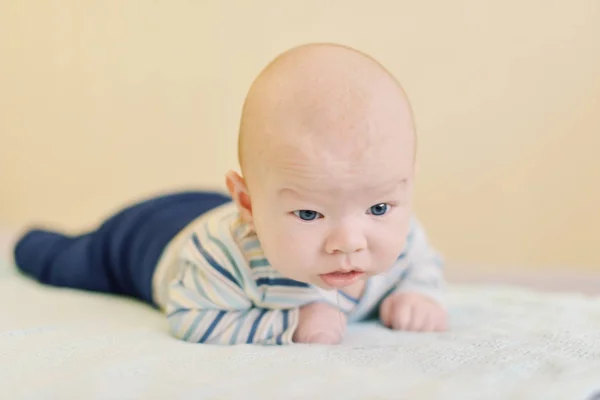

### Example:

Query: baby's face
xmin=247 ymin=134 xmax=415 ymax=290
xmin=232 ymin=43 xmax=418 ymax=290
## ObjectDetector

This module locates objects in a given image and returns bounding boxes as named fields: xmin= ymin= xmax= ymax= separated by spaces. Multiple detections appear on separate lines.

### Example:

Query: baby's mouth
xmin=318 ymin=270 xmax=364 ymax=288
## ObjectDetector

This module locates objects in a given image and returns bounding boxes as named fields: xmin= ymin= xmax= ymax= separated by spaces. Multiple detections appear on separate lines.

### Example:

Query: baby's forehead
xmin=267 ymin=119 xmax=413 ymax=163
xmin=244 ymin=106 xmax=415 ymax=196
xmin=255 ymin=80 xmax=413 ymax=158
xmin=263 ymin=144 xmax=412 ymax=190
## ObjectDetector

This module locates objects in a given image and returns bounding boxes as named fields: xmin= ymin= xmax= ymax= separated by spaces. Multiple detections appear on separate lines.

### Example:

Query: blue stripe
xmin=206 ymin=225 xmax=244 ymax=283
xmin=338 ymin=290 xmax=359 ymax=304
xmin=190 ymin=269 xmax=210 ymax=301
xmin=232 ymin=222 xmax=251 ymax=238
xmin=191 ymin=233 xmax=240 ymax=287
xmin=231 ymin=312 xmax=249 ymax=344
xmin=165 ymin=299 xmax=189 ymax=318
xmin=255 ymin=278 xmax=309 ymax=288
xmin=183 ymin=312 xmax=206 ymax=341
xmin=249 ymin=258 xmax=270 ymax=268
xmin=381 ymin=286 xmax=396 ymax=300
xmin=247 ymin=309 xmax=268 ymax=343
xmin=165 ymin=307 xmax=189 ymax=319
xmin=407 ymin=222 xmax=415 ymax=244
xmin=256 ymin=294 xmax=315 ymax=307
xmin=242 ymin=240 xmax=261 ymax=251
xmin=398 ymin=265 xmax=412 ymax=281
xmin=276 ymin=309 xmax=289 ymax=345
xmin=199 ymin=310 xmax=226 ymax=343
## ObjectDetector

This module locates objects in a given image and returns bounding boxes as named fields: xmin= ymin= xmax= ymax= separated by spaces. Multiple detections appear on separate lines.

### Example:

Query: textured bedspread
xmin=1 ymin=241 xmax=599 ymax=399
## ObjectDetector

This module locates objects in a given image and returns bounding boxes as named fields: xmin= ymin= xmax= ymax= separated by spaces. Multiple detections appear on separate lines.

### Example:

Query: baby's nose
xmin=325 ymin=226 xmax=367 ymax=254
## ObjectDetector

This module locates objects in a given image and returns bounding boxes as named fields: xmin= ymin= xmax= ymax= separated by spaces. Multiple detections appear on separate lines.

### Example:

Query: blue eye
xmin=293 ymin=210 xmax=322 ymax=221
xmin=368 ymin=203 xmax=389 ymax=216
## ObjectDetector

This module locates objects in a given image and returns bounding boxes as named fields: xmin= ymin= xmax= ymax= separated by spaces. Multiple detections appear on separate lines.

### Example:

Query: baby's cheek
xmin=371 ymin=229 xmax=407 ymax=269
xmin=269 ymin=223 xmax=321 ymax=264
xmin=280 ymin=230 xmax=319 ymax=256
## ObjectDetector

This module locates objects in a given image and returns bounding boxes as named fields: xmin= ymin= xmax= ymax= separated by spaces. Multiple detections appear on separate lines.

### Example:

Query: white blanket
xmin=1 ymin=252 xmax=600 ymax=399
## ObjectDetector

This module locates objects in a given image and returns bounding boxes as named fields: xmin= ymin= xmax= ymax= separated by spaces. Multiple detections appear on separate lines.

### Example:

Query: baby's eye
xmin=293 ymin=210 xmax=322 ymax=221
xmin=367 ymin=203 xmax=390 ymax=216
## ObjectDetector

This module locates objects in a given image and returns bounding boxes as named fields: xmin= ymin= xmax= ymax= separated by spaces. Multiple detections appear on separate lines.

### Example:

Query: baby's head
xmin=226 ymin=43 xmax=416 ymax=290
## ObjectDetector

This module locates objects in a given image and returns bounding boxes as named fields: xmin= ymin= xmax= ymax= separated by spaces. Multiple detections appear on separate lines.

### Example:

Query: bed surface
xmin=1 ymin=230 xmax=599 ymax=399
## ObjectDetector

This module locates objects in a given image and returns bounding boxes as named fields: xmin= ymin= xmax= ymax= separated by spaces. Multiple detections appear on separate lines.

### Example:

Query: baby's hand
xmin=293 ymin=302 xmax=347 ymax=344
xmin=379 ymin=292 xmax=447 ymax=332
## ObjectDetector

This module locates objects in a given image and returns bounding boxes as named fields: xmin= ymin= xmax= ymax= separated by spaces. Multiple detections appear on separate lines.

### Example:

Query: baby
xmin=13 ymin=43 xmax=447 ymax=345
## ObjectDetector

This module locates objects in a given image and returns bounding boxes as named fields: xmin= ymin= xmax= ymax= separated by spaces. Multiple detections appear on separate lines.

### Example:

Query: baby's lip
xmin=330 ymin=266 xmax=365 ymax=273
xmin=318 ymin=269 xmax=365 ymax=288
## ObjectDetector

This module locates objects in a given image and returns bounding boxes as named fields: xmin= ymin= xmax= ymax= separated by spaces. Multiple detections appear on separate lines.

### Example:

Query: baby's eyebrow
xmin=277 ymin=187 xmax=304 ymax=198
xmin=366 ymin=177 xmax=408 ymax=194
xmin=277 ymin=178 xmax=408 ymax=200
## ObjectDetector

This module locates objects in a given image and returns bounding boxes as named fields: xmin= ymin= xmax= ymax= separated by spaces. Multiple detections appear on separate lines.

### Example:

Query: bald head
xmin=237 ymin=43 xmax=415 ymax=187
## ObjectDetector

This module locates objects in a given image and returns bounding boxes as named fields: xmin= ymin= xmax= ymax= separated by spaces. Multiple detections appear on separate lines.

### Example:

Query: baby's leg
xmin=13 ymin=191 xmax=230 ymax=305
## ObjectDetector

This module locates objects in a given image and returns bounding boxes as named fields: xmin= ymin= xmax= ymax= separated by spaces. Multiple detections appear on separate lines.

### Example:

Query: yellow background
xmin=1 ymin=1 xmax=599 ymax=271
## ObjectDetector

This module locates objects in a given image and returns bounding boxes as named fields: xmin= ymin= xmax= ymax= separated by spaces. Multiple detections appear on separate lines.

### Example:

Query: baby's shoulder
xmin=176 ymin=202 xmax=256 ymax=271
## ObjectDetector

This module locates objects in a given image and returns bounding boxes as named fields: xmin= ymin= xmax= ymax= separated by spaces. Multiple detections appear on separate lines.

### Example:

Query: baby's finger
xmin=425 ymin=307 xmax=445 ymax=332
xmin=422 ymin=310 xmax=438 ymax=332
xmin=307 ymin=332 xmax=343 ymax=345
xmin=434 ymin=309 xmax=449 ymax=331
xmin=409 ymin=305 xmax=428 ymax=331
xmin=392 ymin=302 xmax=412 ymax=330
xmin=379 ymin=297 xmax=392 ymax=328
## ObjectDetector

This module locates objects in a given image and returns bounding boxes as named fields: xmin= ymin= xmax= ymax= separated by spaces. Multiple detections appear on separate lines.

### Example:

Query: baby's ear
xmin=225 ymin=170 xmax=253 ymax=224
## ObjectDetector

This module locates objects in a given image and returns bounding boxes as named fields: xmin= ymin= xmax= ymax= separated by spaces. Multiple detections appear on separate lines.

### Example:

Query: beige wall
xmin=1 ymin=1 xmax=599 ymax=271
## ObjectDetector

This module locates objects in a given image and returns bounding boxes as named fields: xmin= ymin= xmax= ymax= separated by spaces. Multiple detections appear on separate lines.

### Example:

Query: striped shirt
xmin=152 ymin=202 xmax=444 ymax=345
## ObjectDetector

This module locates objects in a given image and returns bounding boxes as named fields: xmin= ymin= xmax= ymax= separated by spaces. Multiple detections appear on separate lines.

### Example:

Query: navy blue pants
xmin=13 ymin=191 xmax=231 ymax=306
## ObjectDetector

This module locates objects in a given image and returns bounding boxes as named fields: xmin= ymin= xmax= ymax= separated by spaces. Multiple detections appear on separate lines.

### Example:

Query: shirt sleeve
xmin=165 ymin=231 xmax=300 ymax=345
xmin=392 ymin=216 xmax=446 ymax=306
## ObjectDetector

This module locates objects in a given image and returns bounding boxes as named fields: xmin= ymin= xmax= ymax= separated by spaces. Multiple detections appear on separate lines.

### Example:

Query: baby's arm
xmin=379 ymin=217 xmax=447 ymax=332
xmin=165 ymin=234 xmax=299 ymax=345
